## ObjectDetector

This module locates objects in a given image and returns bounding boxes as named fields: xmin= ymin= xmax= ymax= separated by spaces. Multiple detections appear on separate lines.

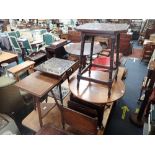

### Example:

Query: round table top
xmin=69 ymin=71 xmax=125 ymax=105
xmin=64 ymin=42 xmax=103 ymax=56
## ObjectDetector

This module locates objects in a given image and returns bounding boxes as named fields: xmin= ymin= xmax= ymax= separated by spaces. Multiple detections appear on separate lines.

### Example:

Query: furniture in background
xmin=119 ymin=32 xmax=132 ymax=56
xmin=64 ymin=42 xmax=103 ymax=67
xmin=0 ymin=32 xmax=12 ymax=50
xmin=142 ymin=39 xmax=155 ymax=62
xmin=75 ymin=23 xmax=128 ymax=97
xmin=7 ymin=31 xmax=18 ymax=38
xmin=45 ymin=39 xmax=71 ymax=59
xmin=68 ymin=30 xmax=81 ymax=42
xmin=0 ymin=51 xmax=18 ymax=65
xmin=130 ymin=19 xmax=143 ymax=40
xmin=9 ymin=36 xmax=22 ymax=54
xmin=16 ymin=31 xmax=20 ymax=38
xmin=43 ymin=33 xmax=54 ymax=46
xmin=21 ymin=48 xmax=47 ymax=66
xmin=144 ymin=28 xmax=155 ymax=39
xmin=7 ymin=60 xmax=35 ymax=81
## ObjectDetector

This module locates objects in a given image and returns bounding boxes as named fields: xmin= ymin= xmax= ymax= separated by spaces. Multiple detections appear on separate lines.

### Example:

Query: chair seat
xmin=91 ymin=53 xmax=122 ymax=71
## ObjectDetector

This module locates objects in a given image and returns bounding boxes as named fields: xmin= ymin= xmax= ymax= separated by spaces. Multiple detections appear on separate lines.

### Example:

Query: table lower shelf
xmin=22 ymin=103 xmax=61 ymax=132
xmin=40 ymin=102 xmax=56 ymax=118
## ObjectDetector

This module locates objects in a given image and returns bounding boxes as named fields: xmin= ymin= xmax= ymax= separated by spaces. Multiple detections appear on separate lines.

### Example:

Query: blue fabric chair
xmin=43 ymin=33 xmax=54 ymax=46
xmin=40 ymin=29 xmax=47 ymax=35
xmin=9 ymin=36 xmax=22 ymax=54
xmin=7 ymin=31 xmax=17 ymax=38
xmin=15 ymin=31 xmax=20 ymax=38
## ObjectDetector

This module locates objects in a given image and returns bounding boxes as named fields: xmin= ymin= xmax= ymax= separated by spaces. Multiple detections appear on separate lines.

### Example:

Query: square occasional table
xmin=15 ymin=71 xmax=61 ymax=127
xmin=15 ymin=58 xmax=78 ymax=127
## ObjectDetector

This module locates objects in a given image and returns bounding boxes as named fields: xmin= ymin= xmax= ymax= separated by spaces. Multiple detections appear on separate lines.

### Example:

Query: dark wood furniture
xmin=119 ymin=32 xmax=132 ymax=56
xmin=45 ymin=39 xmax=71 ymax=59
xmin=145 ymin=28 xmax=155 ymax=39
xmin=142 ymin=39 xmax=155 ymax=62
xmin=68 ymin=30 xmax=81 ymax=42
xmin=21 ymin=49 xmax=47 ymax=66
xmin=75 ymin=23 xmax=128 ymax=97
xmin=0 ymin=51 xmax=18 ymax=65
